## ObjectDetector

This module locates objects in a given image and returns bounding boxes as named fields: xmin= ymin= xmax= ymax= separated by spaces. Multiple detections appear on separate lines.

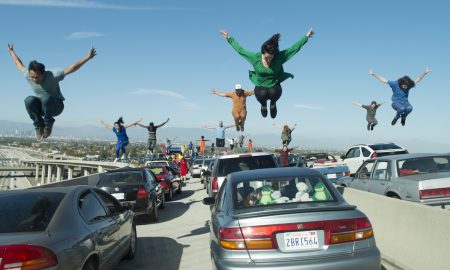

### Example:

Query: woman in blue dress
xmin=101 ymin=117 xmax=141 ymax=162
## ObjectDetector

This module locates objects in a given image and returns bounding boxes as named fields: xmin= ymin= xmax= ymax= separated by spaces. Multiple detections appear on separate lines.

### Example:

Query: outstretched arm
xmin=353 ymin=101 xmax=363 ymax=107
xmin=136 ymin=123 xmax=148 ymax=128
xmin=225 ymin=124 xmax=235 ymax=129
xmin=220 ymin=30 xmax=256 ymax=64
xmin=156 ymin=118 xmax=170 ymax=128
xmin=211 ymin=89 xmax=228 ymax=97
xmin=272 ymin=124 xmax=283 ymax=130
xmin=279 ymin=28 xmax=314 ymax=63
xmin=64 ymin=47 xmax=96 ymax=76
xmin=125 ymin=118 xmax=142 ymax=128
xmin=7 ymin=44 xmax=25 ymax=72
xmin=369 ymin=69 xmax=388 ymax=84
xmin=415 ymin=67 xmax=430 ymax=84
xmin=201 ymin=125 xmax=215 ymax=130
xmin=100 ymin=120 xmax=113 ymax=129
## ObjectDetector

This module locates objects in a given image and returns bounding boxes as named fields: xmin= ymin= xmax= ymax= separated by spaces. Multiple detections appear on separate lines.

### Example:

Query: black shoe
xmin=236 ymin=126 xmax=240 ymax=132
xmin=35 ymin=126 xmax=44 ymax=141
xmin=391 ymin=117 xmax=398 ymax=126
xmin=261 ymin=106 xmax=268 ymax=118
xmin=367 ymin=123 xmax=371 ymax=130
xmin=270 ymin=104 xmax=277 ymax=119
xmin=401 ymin=117 xmax=406 ymax=126
xmin=43 ymin=122 xmax=54 ymax=139
xmin=240 ymin=126 xmax=244 ymax=132
xmin=371 ymin=123 xmax=375 ymax=130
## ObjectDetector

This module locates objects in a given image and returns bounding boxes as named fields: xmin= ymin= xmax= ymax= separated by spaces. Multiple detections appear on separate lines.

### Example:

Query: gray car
xmin=203 ymin=167 xmax=380 ymax=270
xmin=0 ymin=185 xmax=137 ymax=270
xmin=338 ymin=153 xmax=450 ymax=209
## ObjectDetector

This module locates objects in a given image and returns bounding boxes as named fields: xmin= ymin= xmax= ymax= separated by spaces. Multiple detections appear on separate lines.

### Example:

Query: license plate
xmin=327 ymin=173 xmax=337 ymax=179
xmin=283 ymin=231 xmax=320 ymax=251
xmin=111 ymin=193 xmax=124 ymax=200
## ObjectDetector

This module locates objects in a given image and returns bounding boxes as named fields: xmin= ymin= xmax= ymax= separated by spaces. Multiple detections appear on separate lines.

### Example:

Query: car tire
xmin=82 ymin=258 xmax=97 ymax=270
xmin=148 ymin=200 xmax=158 ymax=222
xmin=159 ymin=193 xmax=165 ymax=209
xmin=176 ymin=182 xmax=182 ymax=194
xmin=165 ymin=187 xmax=173 ymax=201
xmin=124 ymin=225 xmax=137 ymax=260
xmin=390 ymin=195 xmax=401 ymax=199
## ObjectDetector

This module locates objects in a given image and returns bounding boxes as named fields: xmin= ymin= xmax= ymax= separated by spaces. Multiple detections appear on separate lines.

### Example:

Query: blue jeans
xmin=392 ymin=100 xmax=413 ymax=119
xmin=115 ymin=140 xmax=129 ymax=158
xmin=24 ymin=94 xmax=64 ymax=128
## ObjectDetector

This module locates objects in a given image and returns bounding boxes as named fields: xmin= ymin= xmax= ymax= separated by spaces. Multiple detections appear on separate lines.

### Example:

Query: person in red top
xmin=277 ymin=145 xmax=296 ymax=167
xmin=247 ymin=139 xmax=253 ymax=151
xmin=179 ymin=158 xmax=188 ymax=182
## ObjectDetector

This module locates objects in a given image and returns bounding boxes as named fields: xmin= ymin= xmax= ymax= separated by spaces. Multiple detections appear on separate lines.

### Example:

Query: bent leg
xmin=40 ymin=94 xmax=64 ymax=126
xmin=268 ymin=85 xmax=282 ymax=118
xmin=403 ymin=102 xmax=413 ymax=118
xmin=255 ymin=86 xmax=269 ymax=117
xmin=24 ymin=96 xmax=44 ymax=128
xmin=239 ymin=110 xmax=247 ymax=129
xmin=392 ymin=102 xmax=406 ymax=119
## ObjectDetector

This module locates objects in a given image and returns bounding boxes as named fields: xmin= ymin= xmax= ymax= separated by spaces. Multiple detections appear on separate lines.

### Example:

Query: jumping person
xmin=100 ymin=117 xmax=141 ymax=162
xmin=8 ymin=44 xmax=96 ymax=141
xmin=202 ymin=121 xmax=234 ymax=148
xmin=353 ymin=101 xmax=383 ymax=131
xmin=220 ymin=29 xmax=314 ymax=118
xmin=211 ymin=84 xmax=254 ymax=131
xmin=369 ymin=68 xmax=430 ymax=126
xmin=136 ymin=118 xmax=170 ymax=154
xmin=276 ymin=145 xmax=297 ymax=167
xmin=198 ymin=136 xmax=210 ymax=157
xmin=273 ymin=124 xmax=297 ymax=145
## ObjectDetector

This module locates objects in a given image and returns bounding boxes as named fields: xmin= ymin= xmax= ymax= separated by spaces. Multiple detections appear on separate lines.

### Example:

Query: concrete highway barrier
xmin=340 ymin=187 xmax=450 ymax=270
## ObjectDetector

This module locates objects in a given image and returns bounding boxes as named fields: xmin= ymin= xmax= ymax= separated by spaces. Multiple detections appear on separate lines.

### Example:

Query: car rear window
xmin=150 ymin=167 xmax=164 ymax=175
xmin=217 ymin=155 xmax=276 ymax=177
xmin=97 ymin=171 xmax=143 ymax=185
xmin=234 ymin=176 xmax=336 ymax=209
xmin=0 ymin=192 xmax=65 ymax=233
xmin=398 ymin=156 xmax=450 ymax=176
xmin=193 ymin=159 xmax=203 ymax=165
xmin=369 ymin=143 xmax=402 ymax=150
xmin=377 ymin=150 xmax=408 ymax=157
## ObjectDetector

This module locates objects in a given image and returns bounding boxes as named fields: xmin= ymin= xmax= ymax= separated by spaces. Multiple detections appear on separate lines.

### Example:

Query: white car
xmin=341 ymin=143 xmax=408 ymax=175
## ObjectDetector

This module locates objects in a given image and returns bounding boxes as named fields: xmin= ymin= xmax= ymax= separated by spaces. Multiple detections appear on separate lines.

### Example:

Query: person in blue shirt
xmin=101 ymin=117 xmax=141 ymax=162
xmin=369 ymin=68 xmax=430 ymax=126
xmin=202 ymin=121 xmax=234 ymax=148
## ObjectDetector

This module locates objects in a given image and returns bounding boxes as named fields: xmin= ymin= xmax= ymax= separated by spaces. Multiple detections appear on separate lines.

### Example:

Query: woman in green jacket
xmin=220 ymin=29 xmax=314 ymax=118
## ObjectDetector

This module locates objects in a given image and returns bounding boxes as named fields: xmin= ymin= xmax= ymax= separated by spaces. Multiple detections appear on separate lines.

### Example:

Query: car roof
xmin=352 ymin=142 xmax=403 ymax=148
xmin=372 ymin=153 xmax=449 ymax=161
xmin=103 ymin=167 xmax=146 ymax=173
xmin=217 ymin=152 xmax=273 ymax=160
xmin=226 ymin=167 xmax=323 ymax=183
xmin=6 ymin=185 xmax=92 ymax=194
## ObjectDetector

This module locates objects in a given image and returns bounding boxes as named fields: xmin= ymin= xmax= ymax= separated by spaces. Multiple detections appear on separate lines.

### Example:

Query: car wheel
xmin=176 ymin=182 xmax=182 ymax=194
xmin=82 ymin=258 xmax=97 ymax=270
xmin=390 ymin=195 xmax=401 ymax=199
xmin=148 ymin=200 xmax=158 ymax=222
xmin=165 ymin=187 xmax=173 ymax=201
xmin=124 ymin=225 xmax=137 ymax=260
xmin=159 ymin=193 xmax=165 ymax=209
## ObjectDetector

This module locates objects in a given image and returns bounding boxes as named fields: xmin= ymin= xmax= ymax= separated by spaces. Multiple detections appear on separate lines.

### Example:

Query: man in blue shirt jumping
xmin=202 ymin=121 xmax=235 ymax=148
xmin=369 ymin=68 xmax=430 ymax=126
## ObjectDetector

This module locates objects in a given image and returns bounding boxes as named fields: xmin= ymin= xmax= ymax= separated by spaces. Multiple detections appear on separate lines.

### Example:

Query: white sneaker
xmin=113 ymin=158 xmax=120 ymax=162
xmin=121 ymin=154 xmax=127 ymax=160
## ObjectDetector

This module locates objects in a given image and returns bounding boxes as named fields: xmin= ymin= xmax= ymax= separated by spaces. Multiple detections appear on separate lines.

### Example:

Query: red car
xmin=148 ymin=165 xmax=182 ymax=201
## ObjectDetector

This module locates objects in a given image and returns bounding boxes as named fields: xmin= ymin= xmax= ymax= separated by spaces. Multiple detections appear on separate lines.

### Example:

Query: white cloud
xmin=293 ymin=104 xmax=324 ymax=110
xmin=0 ymin=0 xmax=169 ymax=10
xmin=66 ymin=31 xmax=105 ymax=40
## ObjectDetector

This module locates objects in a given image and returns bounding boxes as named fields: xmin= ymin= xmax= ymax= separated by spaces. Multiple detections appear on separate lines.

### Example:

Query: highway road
xmin=0 ymin=147 xmax=32 ymax=190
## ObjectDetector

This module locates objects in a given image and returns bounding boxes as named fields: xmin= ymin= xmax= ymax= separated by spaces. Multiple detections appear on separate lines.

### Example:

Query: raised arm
xmin=201 ymin=125 xmax=215 ymax=130
xmin=136 ymin=123 xmax=148 ymax=128
xmin=125 ymin=118 xmax=142 ymax=128
xmin=156 ymin=118 xmax=170 ymax=128
xmin=272 ymin=124 xmax=283 ymax=130
xmin=225 ymin=124 xmax=235 ymax=129
xmin=211 ymin=89 xmax=229 ymax=97
xmin=64 ymin=47 xmax=96 ymax=76
xmin=100 ymin=120 xmax=113 ymax=130
xmin=220 ymin=30 xmax=257 ymax=65
xmin=415 ymin=67 xmax=430 ymax=84
xmin=279 ymin=28 xmax=314 ymax=63
xmin=369 ymin=69 xmax=388 ymax=84
xmin=353 ymin=101 xmax=363 ymax=107
xmin=7 ymin=44 xmax=25 ymax=72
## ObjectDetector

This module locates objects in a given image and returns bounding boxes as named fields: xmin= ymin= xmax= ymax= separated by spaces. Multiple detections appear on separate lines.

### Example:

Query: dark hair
xmin=261 ymin=33 xmax=281 ymax=55
xmin=28 ymin=60 xmax=45 ymax=74
xmin=114 ymin=117 xmax=124 ymax=126
xmin=149 ymin=122 xmax=154 ymax=127
xmin=398 ymin=76 xmax=415 ymax=90
xmin=371 ymin=101 xmax=377 ymax=105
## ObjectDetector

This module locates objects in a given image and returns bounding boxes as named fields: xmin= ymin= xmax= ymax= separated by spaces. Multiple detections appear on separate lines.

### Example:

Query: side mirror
xmin=203 ymin=171 xmax=211 ymax=177
xmin=340 ymin=155 xmax=345 ymax=160
xmin=203 ymin=197 xmax=215 ymax=205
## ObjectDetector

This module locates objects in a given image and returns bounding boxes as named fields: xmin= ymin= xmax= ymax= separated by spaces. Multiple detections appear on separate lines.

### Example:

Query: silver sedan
xmin=0 ymin=185 xmax=137 ymax=270
xmin=203 ymin=167 xmax=380 ymax=270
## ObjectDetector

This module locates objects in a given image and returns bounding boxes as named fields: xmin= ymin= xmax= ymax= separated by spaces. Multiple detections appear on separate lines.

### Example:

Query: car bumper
xmin=213 ymin=248 xmax=380 ymax=270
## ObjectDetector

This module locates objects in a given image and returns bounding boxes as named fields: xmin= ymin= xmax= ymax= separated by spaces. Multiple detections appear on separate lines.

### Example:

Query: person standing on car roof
xmin=202 ymin=121 xmax=234 ymax=148
xmin=100 ymin=117 xmax=141 ymax=162
xmin=136 ymin=118 xmax=169 ymax=154
xmin=211 ymin=84 xmax=254 ymax=132
xmin=220 ymin=29 xmax=314 ymax=118
xmin=247 ymin=139 xmax=253 ymax=151
xmin=188 ymin=141 xmax=193 ymax=156
xmin=8 ymin=44 xmax=96 ymax=141
xmin=353 ymin=101 xmax=383 ymax=131
xmin=198 ymin=136 xmax=210 ymax=156
xmin=369 ymin=68 xmax=430 ymax=126
xmin=273 ymin=124 xmax=297 ymax=145
xmin=276 ymin=145 xmax=296 ymax=167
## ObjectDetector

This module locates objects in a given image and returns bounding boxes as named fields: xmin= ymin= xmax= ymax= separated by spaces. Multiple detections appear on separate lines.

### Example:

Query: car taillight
xmin=0 ymin=245 xmax=58 ymax=270
xmin=344 ymin=171 xmax=350 ymax=176
xmin=419 ymin=188 xmax=450 ymax=200
xmin=137 ymin=187 xmax=148 ymax=199
xmin=370 ymin=152 xmax=378 ymax=158
xmin=211 ymin=177 xmax=218 ymax=193
xmin=219 ymin=218 xmax=374 ymax=251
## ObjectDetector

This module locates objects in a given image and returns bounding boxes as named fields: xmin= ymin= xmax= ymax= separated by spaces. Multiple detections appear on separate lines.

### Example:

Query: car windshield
xmin=150 ymin=167 xmax=164 ymax=175
xmin=369 ymin=144 xmax=402 ymax=150
xmin=217 ymin=155 xmax=276 ymax=177
xmin=194 ymin=160 xmax=203 ymax=165
xmin=0 ymin=192 xmax=65 ymax=233
xmin=150 ymin=161 xmax=168 ymax=166
xmin=398 ymin=156 xmax=450 ymax=176
xmin=97 ymin=171 xmax=143 ymax=185
xmin=234 ymin=175 xmax=336 ymax=209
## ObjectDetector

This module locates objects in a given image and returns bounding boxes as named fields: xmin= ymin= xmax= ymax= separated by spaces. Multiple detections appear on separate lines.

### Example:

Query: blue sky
xmin=1 ymin=0 xmax=449 ymax=151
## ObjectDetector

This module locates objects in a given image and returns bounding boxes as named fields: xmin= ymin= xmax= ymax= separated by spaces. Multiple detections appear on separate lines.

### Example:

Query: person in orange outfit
xmin=198 ymin=136 xmax=210 ymax=156
xmin=211 ymin=84 xmax=254 ymax=132
xmin=247 ymin=139 xmax=253 ymax=151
